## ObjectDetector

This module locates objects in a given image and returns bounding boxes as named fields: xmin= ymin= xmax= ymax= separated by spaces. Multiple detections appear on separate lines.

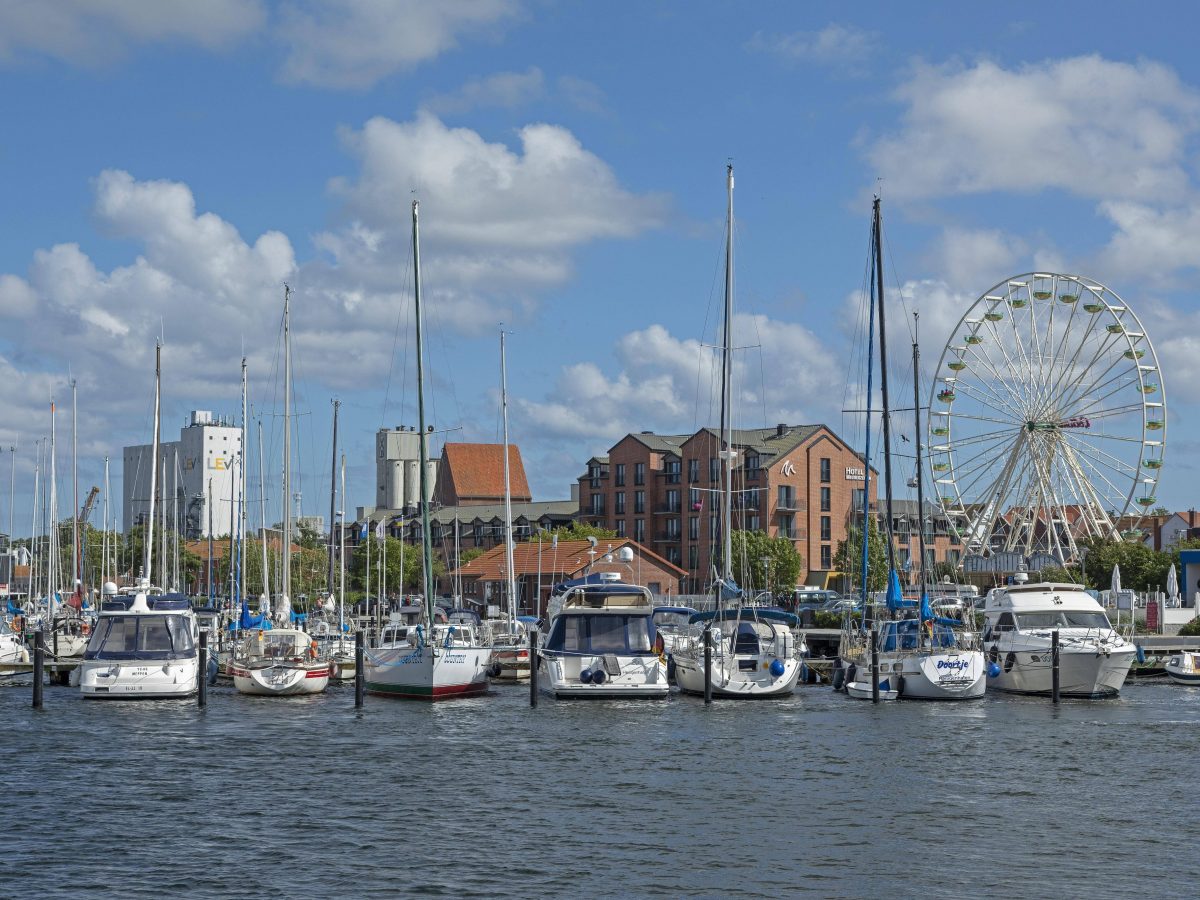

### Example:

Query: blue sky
xmin=2 ymin=0 xmax=1199 ymax=536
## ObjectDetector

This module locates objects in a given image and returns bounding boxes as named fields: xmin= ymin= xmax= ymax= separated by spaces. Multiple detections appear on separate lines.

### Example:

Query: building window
xmin=689 ymin=487 xmax=702 ymax=511
xmin=748 ymin=514 xmax=760 ymax=532
xmin=745 ymin=454 xmax=760 ymax=480
xmin=820 ymin=487 xmax=831 ymax=512
xmin=688 ymin=458 xmax=699 ymax=483
xmin=709 ymin=456 xmax=720 ymax=482
xmin=777 ymin=486 xmax=795 ymax=509
xmin=666 ymin=489 xmax=680 ymax=512
xmin=779 ymin=514 xmax=795 ymax=540
xmin=615 ymin=463 xmax=626 ymax=487
xmin=664 ymin=459 xmax=681 ymax=484
xmin=689 ymin=516 xmax=699 ymax=540
xmin=616 ymin=519 xmax=627 ymax=537
xmin=852 ymin=488 xmax=865 ymax=514
xmin=820 ymin=545 xmax=832 ymax=569
xmin=666 ymin=518 xmax=680 ymax=539
xmin=666 ymin=546 xmax=681 ymax=565
xmin=615 ymin=492 xmax=625 ymax=515
xmin=688 ymin=545 xmax=699 ymax=569
xmin=947 ymin=548 xmax=961 ymax=567
xmin=820 ymin=516 xmax=831 ymax=541
xmin=632 ymin=462 xmax=645 ymax=486
xmin=634 ymin=490 xmax=645 ymax=514
xmin=743 ymin=488 xmax=759 ymax=510
xmin=589 ymin=494 xmax=604 ymax=516
xmin=634 ymin=519 xmax=645 ymax=542
xmin=820 ymin=458 xmax=831 ymax=483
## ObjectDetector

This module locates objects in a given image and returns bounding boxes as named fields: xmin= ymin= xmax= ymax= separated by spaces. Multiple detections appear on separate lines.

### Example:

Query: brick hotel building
xmin=577 ymin=425 xmax=878 ymax=593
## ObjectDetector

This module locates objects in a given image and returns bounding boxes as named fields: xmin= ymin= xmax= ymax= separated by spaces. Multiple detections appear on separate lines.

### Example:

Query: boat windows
xmin=1014 ymin=611 xmax=1112 ymax=630
xmin=84 ymin=615 xmax=196 ymax=660
xmin=992 ymin=612 xmax=1016 ymax=633
xmin=545 ymin=614 xmax=654 ymax=655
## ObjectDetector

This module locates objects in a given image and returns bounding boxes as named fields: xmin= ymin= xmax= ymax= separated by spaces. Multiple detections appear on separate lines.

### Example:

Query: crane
xmin=78 ymin=485 xmax=100 ymax=525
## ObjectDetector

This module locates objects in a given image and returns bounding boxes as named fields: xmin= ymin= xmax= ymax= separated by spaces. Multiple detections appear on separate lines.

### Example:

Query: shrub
xmin=1178 ymin=617 xmax=1200 ymax=637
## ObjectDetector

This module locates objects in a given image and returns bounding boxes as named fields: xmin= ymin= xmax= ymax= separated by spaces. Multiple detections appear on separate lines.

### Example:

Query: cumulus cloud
xmin=928 ymin=226 xmax=1029 ymax=293
xmin=276 ymin=0 xmax=521 ymax=89
xmin=1097 ymin=201 xmax=1200 ymax=281
xmin=0 ymin=0 xmax=264 ymax=65
xmin=422 ymin=66 xmax=545 ymax=115
xmin=867 ymin=56 xmax=1200 ymax=203
xmin=747 ymin=24 xmax=878 ymax=75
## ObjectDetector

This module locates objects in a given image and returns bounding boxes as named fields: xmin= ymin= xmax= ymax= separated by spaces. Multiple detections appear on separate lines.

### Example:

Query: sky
xmin=2 ymin=0 xmax=1199 ymax=538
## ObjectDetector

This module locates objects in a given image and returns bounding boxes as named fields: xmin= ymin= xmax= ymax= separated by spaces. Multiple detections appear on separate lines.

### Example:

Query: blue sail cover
xmin=920 ymin=591 xmax=962 ymax=628
xmin=717 ymin=578 xmax=743 ymax=603
xmin=885 ymin=569 xmax=916 ymax=611
xmin=6 ymin=598 xmax=23 ymax=615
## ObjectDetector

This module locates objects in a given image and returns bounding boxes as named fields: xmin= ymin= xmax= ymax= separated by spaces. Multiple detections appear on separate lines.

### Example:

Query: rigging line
xmin=380 ymin=252 xmax=414 ymax=429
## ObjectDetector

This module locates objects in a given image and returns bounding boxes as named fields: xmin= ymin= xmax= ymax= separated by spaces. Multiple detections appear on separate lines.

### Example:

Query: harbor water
xmin=2 ymin=680 xmax=1199 ymax=898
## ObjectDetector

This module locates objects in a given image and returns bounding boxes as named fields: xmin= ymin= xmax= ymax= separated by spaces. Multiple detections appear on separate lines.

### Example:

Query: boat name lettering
xmin=935 ymin=658 xmax=969 ymax=672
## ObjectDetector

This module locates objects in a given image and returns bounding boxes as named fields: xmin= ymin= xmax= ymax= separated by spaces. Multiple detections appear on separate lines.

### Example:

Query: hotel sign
xmin=846 ymin=466 xmax=864 ymax=480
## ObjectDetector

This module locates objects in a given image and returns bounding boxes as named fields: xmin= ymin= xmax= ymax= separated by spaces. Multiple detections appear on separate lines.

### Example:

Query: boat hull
xmin=232 ymin=663 xmax=330 ymax=696
xmin=673 ymin=654 xmax=800 ymax=699
xmin=894 ymin=651 xmax=987 ymax=700
xmin=538 ymin=653 xmax=668 ymax=699
xmin=79 ymin=660 xmax=199 ymax=699
xmin=365 ymin=644 xmax=490 ymax=701
xmin=846 ymin=680 xmax=899 ymax=701
xmin=987 ymin=647 xmax=1135 ymax=697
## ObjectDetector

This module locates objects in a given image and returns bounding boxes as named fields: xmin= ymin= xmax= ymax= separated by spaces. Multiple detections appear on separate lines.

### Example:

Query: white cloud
xmin=868 ymin=56 xmax=1200 ymax=203
xmin=928 ymin=226 xmax=1028 ymax=293
xmin=276 ymin=0 xmax=521 ymax=89
xmin=747 ymin=23 xmax=877 ymax=74
xmin=0 ymin=0 xmax=264 ymax=65
xmin=1097 ymin=201 xmax=1200 ymax=280
xmin=423 ymin=67 xmax=545 ymax=115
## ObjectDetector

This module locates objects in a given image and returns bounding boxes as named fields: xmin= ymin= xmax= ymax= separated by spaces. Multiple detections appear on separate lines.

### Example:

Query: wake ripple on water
xmin=1 ymin=682 xmax=1199 ymax=897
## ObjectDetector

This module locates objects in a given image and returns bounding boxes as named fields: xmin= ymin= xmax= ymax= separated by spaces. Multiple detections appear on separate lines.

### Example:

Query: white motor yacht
xmin=537 ymin=575 xmax=668 ymax=699
xmin=673 ymin=607 xmax=804 ymax=699
xmin=78 ymin=587 xmax=200 ymax=699
xmin=981 ymin=580 xmax=1135 ymax=697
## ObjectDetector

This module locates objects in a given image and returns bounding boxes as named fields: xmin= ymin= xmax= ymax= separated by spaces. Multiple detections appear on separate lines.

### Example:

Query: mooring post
xmin=198 ymin=630 xmax=208 ymax=707
xmin=703 ymin=623 xmax=713 ymax=705
xmin=354 ymin=630 xmax=365 ymax=708
xmin=1051 ymin=629 xmax=1060 ymax=704
xmin=529 ymin=630 xmax=539 ymax=708
xmin=871 ymin=624 xmax=880 ymax=704
xmin=32 ymin=628 xmax=44 ymax=710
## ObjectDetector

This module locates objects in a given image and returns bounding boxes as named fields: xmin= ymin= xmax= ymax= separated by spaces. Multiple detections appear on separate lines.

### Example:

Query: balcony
xmin=775 ymin=500 xmax=806 ymax=513
xmin=654 ymin=531 xmax=682 ymax=543
xmin=653 ymin=504 xmax=683 ymax=515
xmin=778 ymin=528 xmax=805 ymax=541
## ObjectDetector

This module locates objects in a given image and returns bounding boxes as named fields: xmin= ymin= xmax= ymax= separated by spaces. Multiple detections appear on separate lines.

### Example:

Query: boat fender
xmin=1003 ymin=652 xmax=1016 ymax=673
xmin=1136 ymin=645 xmax=1146 ymax=664
xmin=894 ymin=675 xmax=905 ymax=697
xmin=800 ymin=661 xmax=810 ymax=683
xmin=844 ymin=664 xmax=857 ymax=690
xmin=486 ymin=662 xmax=502 ymax=678
xmin=579 ymin=668 xmax=594 ymax=684
xmin=987 ymin=662 xmax=1002 ymax=678
xmin=769 ymin=658 xmax=786 ymax=678
xmin=591 ymin=668 xmax=607 ymax=685
xmin=666 ymin=656 xmax=676 ymax=681
xmin=831 ymin=666 xmax=845 ymax=691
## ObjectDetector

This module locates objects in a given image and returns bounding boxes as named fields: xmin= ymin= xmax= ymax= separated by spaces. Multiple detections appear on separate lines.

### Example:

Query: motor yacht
xmin=536 ymin=575 xmax=668 ymax=699
xmin=78 ymin=586 xmax=200 ymax=699
xmin=981 ymin=579 xmax=1135 ymax=697
xmin=1165 ymin=650 xmax=1200 ymax=685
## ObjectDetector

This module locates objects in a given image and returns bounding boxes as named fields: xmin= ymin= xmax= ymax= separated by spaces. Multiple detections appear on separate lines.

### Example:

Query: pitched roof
xmin=437 ymin=443 xmax=532 ymax=503
xmin=626 ymin=432 xmax=690 ymax=454
xmin=453 ymin=538 xmax=687 ymax=579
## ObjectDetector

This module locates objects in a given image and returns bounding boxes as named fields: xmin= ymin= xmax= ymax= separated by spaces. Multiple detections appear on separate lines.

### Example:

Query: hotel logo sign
xmin=846 ymin=466 xmax=864 ymax=480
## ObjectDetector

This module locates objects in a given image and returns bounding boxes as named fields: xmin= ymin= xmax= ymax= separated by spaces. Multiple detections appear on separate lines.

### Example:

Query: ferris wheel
xmin=928 ymin=273 xmax=1165 ymax=563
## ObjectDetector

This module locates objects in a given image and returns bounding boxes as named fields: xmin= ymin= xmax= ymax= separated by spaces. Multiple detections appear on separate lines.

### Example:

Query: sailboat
xmin=670 ymin=165 xmax=804 ymax=699
xmin=837 ymin=199 xmax=985 ymax=700
xmin=231 ymin=287 xmax=330 ymax=696
xmin=79 ymin=343 xmax=202 ymax=699
xmin=363 ymin=200 xmax=491 ymax=700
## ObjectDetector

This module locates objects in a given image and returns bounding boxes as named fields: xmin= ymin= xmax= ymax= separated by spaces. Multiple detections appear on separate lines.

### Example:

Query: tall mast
xmin=411 ymin=200 xmax=435 ymax=622
xmin=873 ymin=197 xmax=897 ymax=574
xmin=173 ymin=448 xmax=180 ymax=590
xmin=207 ymin=478 xmax=214 ymax=604
xmin=7 ymin=439 xmax=15 ymax=554
xmin=144 ymin=343 xmax=161 ymax=585
xmin=101 ymin=456 xmax=109 ymax=587
xmin=257 ymin=419 xmax=270 ymax=610
xmin=30 ymin=445 xmax=40 ymax=601
xmin=328 ymin=398 xmax=339 ymax=597
xmin=500 ymin=328 xmax=517 ymax=624
xmin=720 ymin=163 xmax=735 ymax=583
xmin=48 ymin=399 xmax=58 ymax=614
xmin=911 ymin=312 xmax=928 ymax=598
xmin=240 ymin=358 xmax=248 ymax=603
xmin=339 ymin=453 xmax=346 ymax=634
xmin=281 ymin=284 xmax=293 ymax=622
xmin=860 ymin=213 xmax=878 ymax=628
xmin=71 ymin=379 xmax=79 ymax=602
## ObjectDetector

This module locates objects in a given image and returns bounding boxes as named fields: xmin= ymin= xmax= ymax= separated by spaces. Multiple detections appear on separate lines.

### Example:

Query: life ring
xmin=309 ymin=640 xmax=319 ymax=660
xmin=81 ymin=622 xmax=91 ymax=636
xmin=11 ymin=615 xmax=24 ymax=634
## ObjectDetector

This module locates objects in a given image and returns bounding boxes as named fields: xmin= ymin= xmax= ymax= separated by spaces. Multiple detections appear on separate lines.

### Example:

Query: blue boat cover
xmin=7 ymin=598 xmax=23 ymax=615
xmin=653 ymin=606 xmax=699 ymax=617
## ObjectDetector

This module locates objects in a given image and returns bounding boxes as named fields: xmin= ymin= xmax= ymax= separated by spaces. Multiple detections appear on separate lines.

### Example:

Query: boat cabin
xmin=85 ymin=612 xmax=196 ymax=661
xmin=240 ymin=628 xmax=314 ymax=661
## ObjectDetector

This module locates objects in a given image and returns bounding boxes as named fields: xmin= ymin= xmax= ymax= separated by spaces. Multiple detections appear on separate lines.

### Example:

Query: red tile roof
xmin=453 ymin=538 xmax=686 ymax=579
xmin=437 ymin=443 xmax=532 ymax=504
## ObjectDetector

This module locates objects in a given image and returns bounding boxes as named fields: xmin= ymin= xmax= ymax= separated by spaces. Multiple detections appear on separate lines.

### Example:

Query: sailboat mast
xmin=71 ymin=379 xmax=78 ymax=602
xmin=101 ymin=456 xmax=109 ymax=587
xmin=282 ymin=285 xmax=292 ymax=615
xmin=257 ymin=420 xmax=270 ymax=609
xmin=873 ymin=197 xmax=897 ymax=574
xmin=48 ymin=399 xmax=58 ymax=614
xmin=339 ymin=453 xmax=346 ymax=634
xmin=411 ymin=200 xmax=435 ymax=621
xmin=500 ymin=328 xmax=517 ymax=624
xmin=720 ymin=163 xmax=735 ymax=583
xmin=30 ymin=445 xmax=40 ymax=602
xmin=173 ymin=448 xmax=180 ymax=590
xmin=328 ymin=399 xmax=339 ymax=597
xmin=240 ymin=358 xmax=248 ymax=603
xmin=144 ymin=344 xmax=161 ymax=585
xmin=911 ymin=313 xmax=928 ymax=596
xmin=860 ymin=221 xmax=878 ymax=627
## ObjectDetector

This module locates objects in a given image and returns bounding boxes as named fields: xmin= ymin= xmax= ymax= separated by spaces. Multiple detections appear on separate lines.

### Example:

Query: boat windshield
xmin=1015 ymin=611 xmax=1112 ymax=630
xmin=84 ymin=615 xmax=195 ymax=660
xmin=653 ymin=611 xmax=692 ymax=630
xmin=545 ymin=614 xmax=653 ymax=654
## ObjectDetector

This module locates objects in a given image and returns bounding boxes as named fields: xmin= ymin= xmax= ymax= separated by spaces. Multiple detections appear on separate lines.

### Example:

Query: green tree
xmin=725 ymin=529 xmax=802 ymax=593
xmin=349 ymin=537 xmax=444 ymax=597
xmin=523 ymin=523 xmax=617 ymax=543
xmin=458 ymin=547 xmax=485 ymax=566
xmin=833 ymin=520 xmax=889 ymax=594
xmin=1035 ymin=564 xmax=1086 ymax=584
xmin=1078 ymin=536 xmax=1171 ymax=593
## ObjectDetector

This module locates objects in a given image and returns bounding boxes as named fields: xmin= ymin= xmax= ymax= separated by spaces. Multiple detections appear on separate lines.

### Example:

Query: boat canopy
xmin=653 ymin=606 xmax=699 ymax=617
xmin=84 ymin=613 xmax=196 ymax=661
xmin=689 ymin=607 xmax=799 ymax=626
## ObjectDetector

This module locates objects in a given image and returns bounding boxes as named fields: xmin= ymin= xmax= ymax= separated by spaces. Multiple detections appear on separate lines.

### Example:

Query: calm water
xmin=2 ymin=677 xmax=1198 ymax=898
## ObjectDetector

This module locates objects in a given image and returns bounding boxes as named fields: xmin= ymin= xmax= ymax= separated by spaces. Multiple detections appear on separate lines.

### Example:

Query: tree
xmin=523 ymin=523 xmax=617 ymax=543
xmin=1035 ymin=564 xmax=1086 ymax=584
xmin=349 ymin=537 xmax=445 ymax=597
xmin=458 ymin=547 xmax=485 ymax=566
xmin=833 ymin=520 xmax=889 ymax=594
xmin=725 ymin=529 xmax=802 ymax=594
xmin=1078 ymin=536 xmax=1171 ymax=593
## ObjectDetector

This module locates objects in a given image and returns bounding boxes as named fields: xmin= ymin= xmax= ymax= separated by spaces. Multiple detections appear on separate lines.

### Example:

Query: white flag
xmin=375 ymin=519 xmax=386 ymax=542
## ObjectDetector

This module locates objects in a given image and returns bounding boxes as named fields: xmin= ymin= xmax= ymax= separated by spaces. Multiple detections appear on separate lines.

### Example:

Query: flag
xmin=360 ymin=522 xmax=369 ymax=540
xmin=375 ymin=519 xmax=386 ymax=542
